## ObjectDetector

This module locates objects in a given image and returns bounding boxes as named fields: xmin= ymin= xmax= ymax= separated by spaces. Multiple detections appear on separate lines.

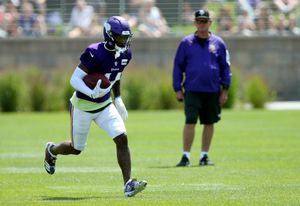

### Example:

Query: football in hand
xmin=83 ymin=73 xmax=111 ymax=89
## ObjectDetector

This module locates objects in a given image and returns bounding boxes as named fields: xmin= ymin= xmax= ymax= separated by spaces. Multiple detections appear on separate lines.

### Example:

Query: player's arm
xmin=112 ymin=80 xmax=128 ymax=121
xmin=70 ymin=63 xmax=93 ymax=96
xmin=70 ymin=63 xmax=109 ymax=99
xmin=112 ymin=80 xmax=121 ymax=98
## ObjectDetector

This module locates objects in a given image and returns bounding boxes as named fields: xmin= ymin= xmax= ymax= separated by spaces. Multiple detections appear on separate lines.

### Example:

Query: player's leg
xmin=44 ymin=105 xmax=92 ymax=174
xmin=176 ymin=92 xmax=199 ymax=167
xmin=50 ymin=141 xmax=81 ymax=156
xmin=113 ymin=133 xmax=131 ymax=184
xmin=95 ymin=104 xmax=130 ymax=183
xmin=95 ymin=104 xmax=147 ymax=197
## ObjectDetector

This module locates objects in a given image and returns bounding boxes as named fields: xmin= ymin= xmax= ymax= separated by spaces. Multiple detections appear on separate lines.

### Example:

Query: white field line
xmin=149 ymin=183 xmax=242 ymax=191
xmin=0 ymin=167 xmax=120 ymax=174
xmin=0 ymin=153 xmax=40 ymax=158
xmin=47 ymin=183 xmax=241 ymax=193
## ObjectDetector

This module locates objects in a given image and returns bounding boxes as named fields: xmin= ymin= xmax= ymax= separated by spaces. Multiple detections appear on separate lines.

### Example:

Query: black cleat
xmin=44 ymin=142 xmax=57 ymax=174
xmin=176 ymin=155 xmax=190 ymax=167
xmin=199 ymin=154 xmax=214 ymax=166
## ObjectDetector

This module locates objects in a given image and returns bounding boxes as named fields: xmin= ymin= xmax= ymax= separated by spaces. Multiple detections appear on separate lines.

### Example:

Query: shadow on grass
xmin=40 ymin=196 xmax=102 ymax=201
xmin=149 ymin=165 xmax=211 ymax=169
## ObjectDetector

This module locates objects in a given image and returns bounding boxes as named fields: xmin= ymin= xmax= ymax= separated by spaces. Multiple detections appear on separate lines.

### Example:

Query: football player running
xmin=44 ymin=16 xmax=147 ymax=197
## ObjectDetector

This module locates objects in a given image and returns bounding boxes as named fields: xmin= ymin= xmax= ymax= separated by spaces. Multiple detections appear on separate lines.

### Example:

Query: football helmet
xmin=103 ymin=16 xmax=132 ymax=58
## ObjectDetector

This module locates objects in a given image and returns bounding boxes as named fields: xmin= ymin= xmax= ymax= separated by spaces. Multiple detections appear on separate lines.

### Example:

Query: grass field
xmin=0 ymin=110 xmax=299 ymax=206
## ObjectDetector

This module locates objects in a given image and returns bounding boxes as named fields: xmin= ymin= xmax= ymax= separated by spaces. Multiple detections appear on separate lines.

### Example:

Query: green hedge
xmin=0 ymin=73 xmax=20 ymax=112
xmin=245 ymin=75 xmax=270 ymax=109
xmin=223 ymin=66 xmax=239 ymax=109
xmin=0 ymin=66 xmax=244 ymax=112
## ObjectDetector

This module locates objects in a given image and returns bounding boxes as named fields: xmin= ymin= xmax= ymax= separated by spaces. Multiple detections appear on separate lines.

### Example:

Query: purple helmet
xmin=103 ymin=16 xmax=132 ymax=52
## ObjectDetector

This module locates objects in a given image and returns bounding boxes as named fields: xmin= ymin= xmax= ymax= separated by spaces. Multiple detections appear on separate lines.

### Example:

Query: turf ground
xmin=0 ymin=110 xmax=299 ymax=206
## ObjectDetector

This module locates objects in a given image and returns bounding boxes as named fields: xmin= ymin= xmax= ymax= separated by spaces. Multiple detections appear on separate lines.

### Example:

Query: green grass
xmin=0 ymin=110 xmax=299 ymax=205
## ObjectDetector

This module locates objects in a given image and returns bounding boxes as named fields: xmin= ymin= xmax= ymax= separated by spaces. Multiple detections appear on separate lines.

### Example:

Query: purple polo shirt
xmin=77 ymin=42 xmax=132 ymax=103
xmin=173 ymin=33 xmax=231 ymax=93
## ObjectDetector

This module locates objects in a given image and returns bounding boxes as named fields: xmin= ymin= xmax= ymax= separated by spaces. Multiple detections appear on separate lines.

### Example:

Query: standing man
xmin=173 ymin=9 xmax=231 ymax=167
xmin=43 ymin=16 xmax=147 ymax=197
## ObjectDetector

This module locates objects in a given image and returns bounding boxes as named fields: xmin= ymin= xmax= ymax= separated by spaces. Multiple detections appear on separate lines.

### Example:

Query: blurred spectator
xmin=32 ymin=0 xmax=46 ymax=15
xmin=122 ymin=0 xmax=141 ymax=28
xmin=237 ymin=9 xmax=256 ymax=35
xmin=287 ymin=13 xmax=300 ymax=34
xmin=181 ymin=1 xmax=194 ymax=25
xmin=0 ymin=1 xmax=18 ymax=37
xmin=45 ymin=0 xmax=64 ymax=35
xmin=255 ymin=3 xmax=277 ymax=34
xmin=277 ymin=12 xmax=300 ymax=34
xmin=273 ymin=0 xmax=299 ymax=35
xmin=137 ymin=0 xmax=170 ymax=37
xmin=67 ymin=0 xmax=94 ymax=38
xmin=46 ymin=10 xmax=62 ymax=35
xmin=86 ymin=0 xmax=106 ymax=24
xmin=10 ymin=0 xmax=45 ymax=14
xmin=0 ymin=2 xmax=6 ymax=37
xmin=89 ymin=14 xmax=103 ymax=37
xmin=216 ymin=5 xmax=234 ymax=35
xmin=46 ymin=10 xmax=62 ymax=26
xmin=277 ymin=13 xmax=290 ymax=33
xmin=17 ymin=1 xmax=46 ymax=37
xmin=273 ymin=0 xmax=298 ymax=15
xmin=236 ymin=0 xmax=261 ymax=21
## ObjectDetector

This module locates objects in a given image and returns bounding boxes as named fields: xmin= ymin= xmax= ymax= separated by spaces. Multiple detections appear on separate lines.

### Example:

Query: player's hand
xmin=176 ymin=90 xmax=184 ymax=102
xmin=114 ymin=96 xmax=128 ymax=121
xmin=219 ymin=90 xmax=228 ymax=105
xmin=90 ymin=80 xmax=111 ymax=99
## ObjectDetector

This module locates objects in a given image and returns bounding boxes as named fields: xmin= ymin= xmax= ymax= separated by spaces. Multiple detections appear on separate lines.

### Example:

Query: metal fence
xmin=0 ymin=0 xmax=299 ymax=38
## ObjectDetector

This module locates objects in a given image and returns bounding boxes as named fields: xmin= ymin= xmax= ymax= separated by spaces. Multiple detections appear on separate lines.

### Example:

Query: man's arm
xmin=219 ymin=42 xmax=231 ymax=105
xmin=173 ymin=42 xmax=186 ymax=102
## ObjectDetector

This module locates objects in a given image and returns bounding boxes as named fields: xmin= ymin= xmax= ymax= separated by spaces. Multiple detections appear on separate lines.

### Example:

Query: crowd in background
xmin=0 ymin=0 xmax=299 ymax=38
xmin=216 ymin=0 xmax=300 ymax=35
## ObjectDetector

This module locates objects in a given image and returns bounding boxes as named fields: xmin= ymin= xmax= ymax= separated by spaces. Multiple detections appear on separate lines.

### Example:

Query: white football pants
xmin=70 ymin=103 xmax=126 ymax=151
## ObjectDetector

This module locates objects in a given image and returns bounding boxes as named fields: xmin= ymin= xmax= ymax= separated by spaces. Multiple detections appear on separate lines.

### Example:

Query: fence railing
xmin=0 ymin=0 xmax=299 ymax=38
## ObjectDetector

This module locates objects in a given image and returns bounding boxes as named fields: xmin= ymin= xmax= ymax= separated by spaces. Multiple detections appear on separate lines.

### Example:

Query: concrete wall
xmin=0 ymin=36 xmax=299 ymax=100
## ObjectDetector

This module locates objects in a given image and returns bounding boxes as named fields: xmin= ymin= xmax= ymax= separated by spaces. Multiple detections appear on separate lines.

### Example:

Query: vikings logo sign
xmin=209 ymin=44 xmax=216 ymax=53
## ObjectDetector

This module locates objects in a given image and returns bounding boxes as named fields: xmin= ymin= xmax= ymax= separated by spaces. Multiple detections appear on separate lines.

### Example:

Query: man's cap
xmin=195 ymin=9 xmax=210 ymax=19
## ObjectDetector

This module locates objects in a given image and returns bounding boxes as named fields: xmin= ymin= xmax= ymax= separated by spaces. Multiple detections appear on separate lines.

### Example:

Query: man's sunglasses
xmin=195 ymin=19 xmax=209 ymax=24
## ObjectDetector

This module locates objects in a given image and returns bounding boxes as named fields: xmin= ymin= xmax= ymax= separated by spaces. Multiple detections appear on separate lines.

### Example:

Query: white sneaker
xmin=124 ymin=178 xmax=147 ymax=197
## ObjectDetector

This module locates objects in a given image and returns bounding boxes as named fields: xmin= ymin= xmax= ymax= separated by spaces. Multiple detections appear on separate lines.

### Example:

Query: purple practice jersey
xmin=173 ymin=33 xmax=231 ymax=93
xmin=77 ymin=42 xmax=132 ymax=103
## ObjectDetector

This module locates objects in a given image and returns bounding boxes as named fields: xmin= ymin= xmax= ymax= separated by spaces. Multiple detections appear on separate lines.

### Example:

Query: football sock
xmin=183 ymin=151 xmax=190 ymax=160
xmin=200 ymin=151 xmax=208 ymax=159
